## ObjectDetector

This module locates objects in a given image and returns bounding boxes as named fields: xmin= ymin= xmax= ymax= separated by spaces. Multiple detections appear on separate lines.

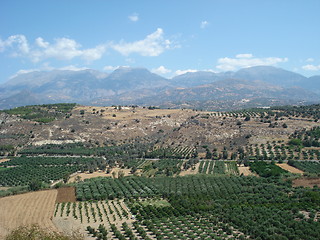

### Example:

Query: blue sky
xmin=0 ymin=0 xmax=319 ymax=82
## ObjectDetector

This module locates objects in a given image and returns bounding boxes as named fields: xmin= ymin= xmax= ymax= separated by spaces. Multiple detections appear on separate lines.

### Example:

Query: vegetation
xmin=288 ymin=160 xmax=320 ymax=174
xmin=73 ymin=174 xmax=320 ymax=240
xmin=249 ymin=161 xmax=287 ymax=177
xmin=1 ymin=103 xmax=320 ymax=239
xmin=5 ymin=225 xmax=83 ymax=240
xmin=1 ymin=103 xmax=76 ymax=123
xmin=0 ymin=185 xmax=29 ymax=198
xmin=0 ymin=156 xmax=102 ymax=186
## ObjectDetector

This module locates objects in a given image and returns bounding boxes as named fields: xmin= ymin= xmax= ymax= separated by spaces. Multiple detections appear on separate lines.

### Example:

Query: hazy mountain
xmin=92 ymin=78 xmax=320 ymax=110
xmin=101 ymin=67 xmax=170 ymax=93
xmin=0 ymin=67 xmax=169 ymax=109
xmin=233 ymin=66 xmax=307 ymax=87
xmin=141 ymin=78 xmax=318 ymax=103
xmin=0 ymin=66 xmax=319 ymax=110
xmin=302 ymin=75 xmax=320 ymax=94
xmin=170 ymin=66 xmax=308 ymax=88
xmin=0 ymin=90 xmax=46 ymax=110
xmin=171 ymin=71 xmax=220 ymax=87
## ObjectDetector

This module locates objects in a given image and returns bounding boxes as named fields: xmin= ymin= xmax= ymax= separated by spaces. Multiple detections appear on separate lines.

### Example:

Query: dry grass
xmin=276 ymin=163 xmax=304 ymax=174
xmin=293 ymin=178 xmax=320 ymax=188
xmin=0 ymin=159 xmax=10 ymax=164
xmin=238 ymin=165 xmax=255 ymax=176
xmin=68 ymin=168 xmax=139 ymax=183
xmin=75 ymin=106 xmax=185 ymax=121
xmin=0 ymin=190 xmax=58 ymax=239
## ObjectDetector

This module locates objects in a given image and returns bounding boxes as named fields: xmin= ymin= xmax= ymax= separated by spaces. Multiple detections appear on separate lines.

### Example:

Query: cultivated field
xmin=1 ymin=104 xmax=320 ymax=239
xmin=56 ymin=187 xmax=76 ymax=203
xmin=0 ymin=159 xmax=10 ymax=164
xmin=53 ymin=199 xmax=135 ymax=240
xmin=0 ymin=190 xmax=57 ymax=239
xmin=238 ymin=165 xmax=255 ymax=176
xmin=276 ymin=163 xmax=304 ymax=174
xmin=179 ymin=162 xmax=200 ymax=176
xmin=293 ymin=178 xmax=320 ymax=187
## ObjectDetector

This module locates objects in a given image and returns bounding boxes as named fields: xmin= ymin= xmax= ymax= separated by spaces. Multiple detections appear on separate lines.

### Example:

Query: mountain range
xmin=0 ymin=66 xmax=320 ymax=110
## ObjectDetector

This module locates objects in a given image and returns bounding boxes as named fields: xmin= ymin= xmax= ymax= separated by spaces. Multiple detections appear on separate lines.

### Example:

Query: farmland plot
xmin=0 ymin=189 xmax=57 ymax=239
xmin=53 ymin=199 xmax=136 ymax=239
xmin=238 ymin=165 xmax=255 ymax=176
xmin=276 ymin=163 xmax=304 ymax=174
xmin=224 ymin=161 xmax=239 ymax=175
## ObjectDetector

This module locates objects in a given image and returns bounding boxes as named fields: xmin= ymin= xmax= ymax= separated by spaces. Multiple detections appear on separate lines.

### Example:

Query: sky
xmin=0 ymin=0 xmax=319 ymax=83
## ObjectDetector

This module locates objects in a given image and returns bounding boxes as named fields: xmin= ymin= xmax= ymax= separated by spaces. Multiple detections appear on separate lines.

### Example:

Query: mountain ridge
xmin=1 ymin=66 xmax=319 ymax=110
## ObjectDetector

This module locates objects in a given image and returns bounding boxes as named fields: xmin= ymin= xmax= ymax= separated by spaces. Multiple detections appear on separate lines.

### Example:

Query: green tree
xmin=63 ymin=173 xmax=70 ymax=183
xmin=29 ymin=179 xmax=42 ymax=191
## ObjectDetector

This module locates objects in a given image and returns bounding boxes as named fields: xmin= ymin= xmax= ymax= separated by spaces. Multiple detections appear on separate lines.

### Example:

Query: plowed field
xmin=0 ymin=190 xmax=57 ymax=239
xmin=276 ymin=163 xmax=304 ymax=174
xmin=56 ymin=187 xmax=76 ymax=203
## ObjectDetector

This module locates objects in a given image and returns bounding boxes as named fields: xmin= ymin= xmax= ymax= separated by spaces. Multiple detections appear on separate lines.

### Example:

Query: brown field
xmin=277 ymin=163 xmax=304 ymax=174
xmin=68 ymin=168 xmax=139 ymax=183
xmin=56 ymin=187 xmax=76 ymax=203
xmin=75 ymin=106 xmax=187 ymax=121
xmin=238 ymin=165 xmax=255 ymax=176
xmin=0 ymin=189 xmax=58 ymax=239
xmin=0 ymin=159 xmax=10 ymax=163
xmin=293 ymin=178 xmax=320 ymax=188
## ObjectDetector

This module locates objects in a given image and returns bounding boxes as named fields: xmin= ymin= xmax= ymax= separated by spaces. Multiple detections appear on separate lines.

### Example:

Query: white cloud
xmin=35 ymin=37 xmax=49 ymax=48
xmin=128 ymin=13 xmax=139 ymax=22
xmin=152 ymin=66 xmax=171 ymax=75
xmin=81 ymin=45 xmax=106 ymax=62
xmin=200 ymin=21 xmax=209 ymax=29
xmin=216 ymin=54 xmax=288 ymax=71
xmin=111 ymin=28 xmax=172 ymax=57
xmin=0 ymin=34 xmax=30 ymax=55
xmin=235 ymin=53 xmax=253 ymax=59
xmin=0 ymin=35 xmax=106 ymax=63
xmin=174 ymin=69 xmax=198 ymax=76
xmin=58 ymin=65 xmax=89 ymax=71
xmin=306 ymin=58 xmax=314 ymax=62
xmin=302 ymin=64 xmax=320 ymax=71
xmin=9 ymin=64 xmax=90 ymax=79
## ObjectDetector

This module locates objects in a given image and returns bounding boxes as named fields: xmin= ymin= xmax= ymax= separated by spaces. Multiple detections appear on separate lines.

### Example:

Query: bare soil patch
xmin=277 ymin=163 xmax=304 ymax=174
xmin=68 ymin=168 xmax=138 ymax=183
xmin=75 ymin=106 xmax=185 ymax=121
xmin=0 ymin=159 xmax=10 ymax=163
xmin=0 ymin=189 xmax=58 ymax=239
xmin=56 ymin=187 xmax=76 ymax=203
xmin=238 ymin=165 xmax=254 ymax=176
xmin=293 ymin=178 xmax=320 ymax=188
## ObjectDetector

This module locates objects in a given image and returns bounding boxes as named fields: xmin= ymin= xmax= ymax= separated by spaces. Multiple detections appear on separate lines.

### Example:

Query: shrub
xmin=5 ymin=225 xmax=83 ymax=240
